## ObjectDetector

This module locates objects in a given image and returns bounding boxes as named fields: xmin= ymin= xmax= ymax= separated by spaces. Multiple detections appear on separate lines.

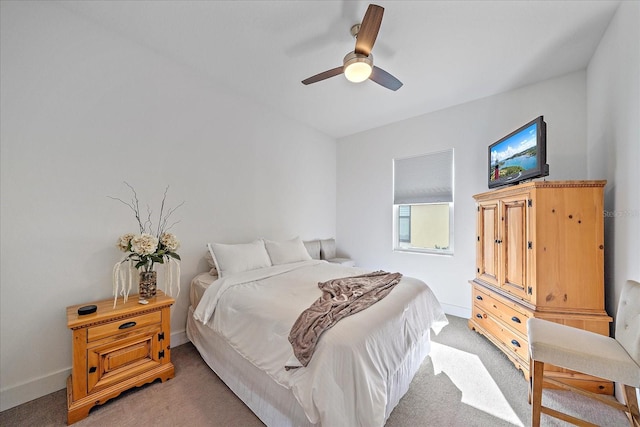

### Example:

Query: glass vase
xmin=139 ymin=270 xmax=157 ymax=300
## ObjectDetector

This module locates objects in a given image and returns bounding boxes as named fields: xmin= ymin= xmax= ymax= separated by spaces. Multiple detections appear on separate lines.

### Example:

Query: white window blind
xmin=393 ymin=149 xmax=454 ymax=205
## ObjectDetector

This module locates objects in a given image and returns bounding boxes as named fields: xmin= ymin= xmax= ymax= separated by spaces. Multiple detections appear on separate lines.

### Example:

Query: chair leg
xmin=528 ymin=360 xmax=532 ymax=405
xmin=531 ymin=359 xmax=545 ymax=427
xmin=623 ymin=385 xmax=640 ymax=427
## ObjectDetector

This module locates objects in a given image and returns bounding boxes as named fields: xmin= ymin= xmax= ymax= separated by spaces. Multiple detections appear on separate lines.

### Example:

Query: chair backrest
xmin=614 ymin=280 xmax=640 ymax=364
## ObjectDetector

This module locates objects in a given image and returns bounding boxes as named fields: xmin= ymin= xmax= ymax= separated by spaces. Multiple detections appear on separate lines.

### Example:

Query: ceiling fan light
xmin=345 ymin=62 xmax=372 ymax=83
xmin=343 ymin=52 xmax=373 ymax=83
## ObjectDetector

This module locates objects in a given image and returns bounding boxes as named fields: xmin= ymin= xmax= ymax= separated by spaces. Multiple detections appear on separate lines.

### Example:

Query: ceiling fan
xmin=301 ymin=4 xmax=403 ymax=91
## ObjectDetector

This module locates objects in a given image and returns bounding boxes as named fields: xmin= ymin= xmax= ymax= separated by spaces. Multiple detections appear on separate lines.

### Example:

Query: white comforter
xmin=193 ymin=260 xmax=448 ymax=427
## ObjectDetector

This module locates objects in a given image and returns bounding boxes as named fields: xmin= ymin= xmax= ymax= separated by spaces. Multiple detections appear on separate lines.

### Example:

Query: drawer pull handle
xmin=511 ymin=316 xmax=521 ymax=323
xmin=511 ymin=339 xmax=521 ymax=347
xmin=119 ymin=321 xmax=137 ymax=330
xmin=476 ymin=313 xmax=483 ymax=319
xmin=476 ymin=295 xmax=483 ymax=300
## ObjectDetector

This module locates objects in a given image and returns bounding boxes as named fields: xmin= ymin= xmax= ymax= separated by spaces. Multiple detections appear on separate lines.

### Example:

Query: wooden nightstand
xmin=66 ymin=291 xmax=175 ymax=425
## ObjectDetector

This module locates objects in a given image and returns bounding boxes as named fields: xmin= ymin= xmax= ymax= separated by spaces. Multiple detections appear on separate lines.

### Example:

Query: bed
xmin=186 ymin=238 xmax=448 ymax=426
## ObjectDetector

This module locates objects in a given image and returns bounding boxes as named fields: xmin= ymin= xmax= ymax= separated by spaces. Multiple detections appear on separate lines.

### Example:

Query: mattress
xmin=189 ymin=272 xmax=216 ymax=307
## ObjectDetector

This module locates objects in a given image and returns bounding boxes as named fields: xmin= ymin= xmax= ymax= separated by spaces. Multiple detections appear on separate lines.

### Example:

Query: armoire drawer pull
xmin=511 ymin=316 xmax=521 ymax=323
xmin=511 ymin=339 xmax=521 ymax=347
xmin=476 ymin=295 xmax=483 ymax=300
xmin=118 ymin=321 xmax=137 ymax=330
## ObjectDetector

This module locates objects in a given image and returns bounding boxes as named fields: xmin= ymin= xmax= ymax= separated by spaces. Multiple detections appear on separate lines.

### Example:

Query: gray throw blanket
xmin=286 ymin=271 xmax=403 ymax=370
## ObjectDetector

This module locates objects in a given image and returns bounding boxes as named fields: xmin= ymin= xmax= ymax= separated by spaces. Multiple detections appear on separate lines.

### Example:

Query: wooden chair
xmin=527 ymin=279 xmax=640 ymax=427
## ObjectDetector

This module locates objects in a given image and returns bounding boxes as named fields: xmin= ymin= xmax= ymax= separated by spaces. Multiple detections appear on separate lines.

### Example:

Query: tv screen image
xmin=488 ymin=116 xmax=548 ymax=188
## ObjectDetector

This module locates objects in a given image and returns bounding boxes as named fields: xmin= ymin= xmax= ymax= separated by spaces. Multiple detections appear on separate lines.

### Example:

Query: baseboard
xmin=440 ymin=303 xmax=471 ymax=319
xmin=171 ymin=328 xmax=189 ymax=347
xmin=0 ymin=367 xmax=71 ymax=412
xmin=0 ymin=328 xmax=190 ymax=412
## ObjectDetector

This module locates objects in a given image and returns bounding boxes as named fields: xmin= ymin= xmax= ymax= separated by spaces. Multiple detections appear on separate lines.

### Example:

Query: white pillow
xmin=204 ymin=250 xmax=218 ymax=275
xmin=207 ymin=240 xmax=272 ymax=278
xmin=320 ymin=238 xmax=336 ymax=260
xmin=303 ymin=239 xmax=321 ymax=260
xmin=264 ymin=237 xmax=312 ymax=265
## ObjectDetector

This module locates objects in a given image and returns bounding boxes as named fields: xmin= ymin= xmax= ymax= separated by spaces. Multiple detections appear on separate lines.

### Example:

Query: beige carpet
xmin=0 ymin=315 xmax=630 ymax=426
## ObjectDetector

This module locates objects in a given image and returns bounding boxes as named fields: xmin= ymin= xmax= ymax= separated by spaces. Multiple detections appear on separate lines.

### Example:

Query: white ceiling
xmin=57 ymin=0 xmax=620 ymax=139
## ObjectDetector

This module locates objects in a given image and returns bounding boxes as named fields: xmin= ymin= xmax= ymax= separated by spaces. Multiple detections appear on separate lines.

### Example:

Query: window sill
xmin=393 ymin=248 xmax=454 ymax=256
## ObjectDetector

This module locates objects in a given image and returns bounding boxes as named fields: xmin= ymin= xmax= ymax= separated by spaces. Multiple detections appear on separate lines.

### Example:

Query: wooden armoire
xmin=468 ymin=180 xmax=613 ymax=394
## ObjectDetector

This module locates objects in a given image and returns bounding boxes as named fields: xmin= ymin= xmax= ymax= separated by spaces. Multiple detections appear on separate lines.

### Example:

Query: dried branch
xmin=157 ymin=185 xmax=169 ymax=236
xmin=109 ymin=182 xmax=183 ymax=237
xmin=163 ymin=220 xmax=181 ymax=234
xmin=107 ymin=182 xmax=144 ymax=233
xmin=159 ymin=201 xmax=185 ymax=235
xmin=144 ymin=205 xmax=153 ymax=234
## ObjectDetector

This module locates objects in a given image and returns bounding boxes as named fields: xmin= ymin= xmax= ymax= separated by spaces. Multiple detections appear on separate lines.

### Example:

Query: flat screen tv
xmin=488 ymin=116 xmax=549 ymax=189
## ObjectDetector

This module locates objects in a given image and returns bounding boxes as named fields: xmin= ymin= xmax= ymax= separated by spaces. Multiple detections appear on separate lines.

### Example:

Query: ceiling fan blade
xmin=370 ymin=66 xmax=403 ymax=91
xmin=302 ymin=66 xmax=344 ymax=85
xmin=354 ymin=4 xmax=384 ymax=56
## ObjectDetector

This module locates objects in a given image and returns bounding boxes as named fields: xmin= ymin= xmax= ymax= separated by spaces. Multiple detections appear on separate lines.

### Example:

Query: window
xmin=393 ymin=149 xmax=454 ymax=254
xmin=398 ymin=205 xmax=411 ymax=243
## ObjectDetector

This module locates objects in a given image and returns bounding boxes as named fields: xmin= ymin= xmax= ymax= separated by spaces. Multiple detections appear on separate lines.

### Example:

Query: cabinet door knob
xmin=511 ymin=339 xmax=521 ymax=347
xmin=511 ymin=316 xmax=521 ymax=323
xmin=118 ymin=321 xmax=137 ymax=330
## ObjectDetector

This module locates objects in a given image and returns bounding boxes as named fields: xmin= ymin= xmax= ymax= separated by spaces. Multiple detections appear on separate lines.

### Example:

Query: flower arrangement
xmin=116 ymin=232 xmax=181 ymax=272
xmin=110 ymin=183 xmax=183 ymax=306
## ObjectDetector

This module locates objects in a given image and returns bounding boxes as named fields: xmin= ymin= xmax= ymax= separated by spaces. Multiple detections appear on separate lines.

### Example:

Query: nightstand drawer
xmin=87 ymin=311 xmax=162 ymax=342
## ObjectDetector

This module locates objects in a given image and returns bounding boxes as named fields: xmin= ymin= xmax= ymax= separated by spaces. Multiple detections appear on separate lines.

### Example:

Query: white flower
xmin=160 ymin=232 xmax=180 ymax=251
xmin=116 ymin=233 xmax=135 ymax=252
xmin=131 ymin=233 xmax=159 ymax=256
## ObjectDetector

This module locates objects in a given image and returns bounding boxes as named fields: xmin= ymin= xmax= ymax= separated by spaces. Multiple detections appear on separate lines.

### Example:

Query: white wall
xmin=337 ymin=71 xmax=588 ymax=317
xmin=586 ymin=0 xmax=640 ymax=318
xmin=0 ymin=1 xmax=336 ymax=410
xmin=587 ymin=1 xmax=639 ymax=403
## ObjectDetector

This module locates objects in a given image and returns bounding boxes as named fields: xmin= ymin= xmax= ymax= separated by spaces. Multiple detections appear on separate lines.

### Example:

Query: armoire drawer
xmin=472 ymin=304 xmax=528 ymax=363
xmin=473 ymin=285 xmax=531 ymax=337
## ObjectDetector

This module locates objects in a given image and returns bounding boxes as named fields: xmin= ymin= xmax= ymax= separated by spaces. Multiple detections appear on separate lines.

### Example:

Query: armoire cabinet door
xmin=500 ymin=195 xmax=530 ymax=301
xmin=477 ymin=200 xmax=499 ymax=287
